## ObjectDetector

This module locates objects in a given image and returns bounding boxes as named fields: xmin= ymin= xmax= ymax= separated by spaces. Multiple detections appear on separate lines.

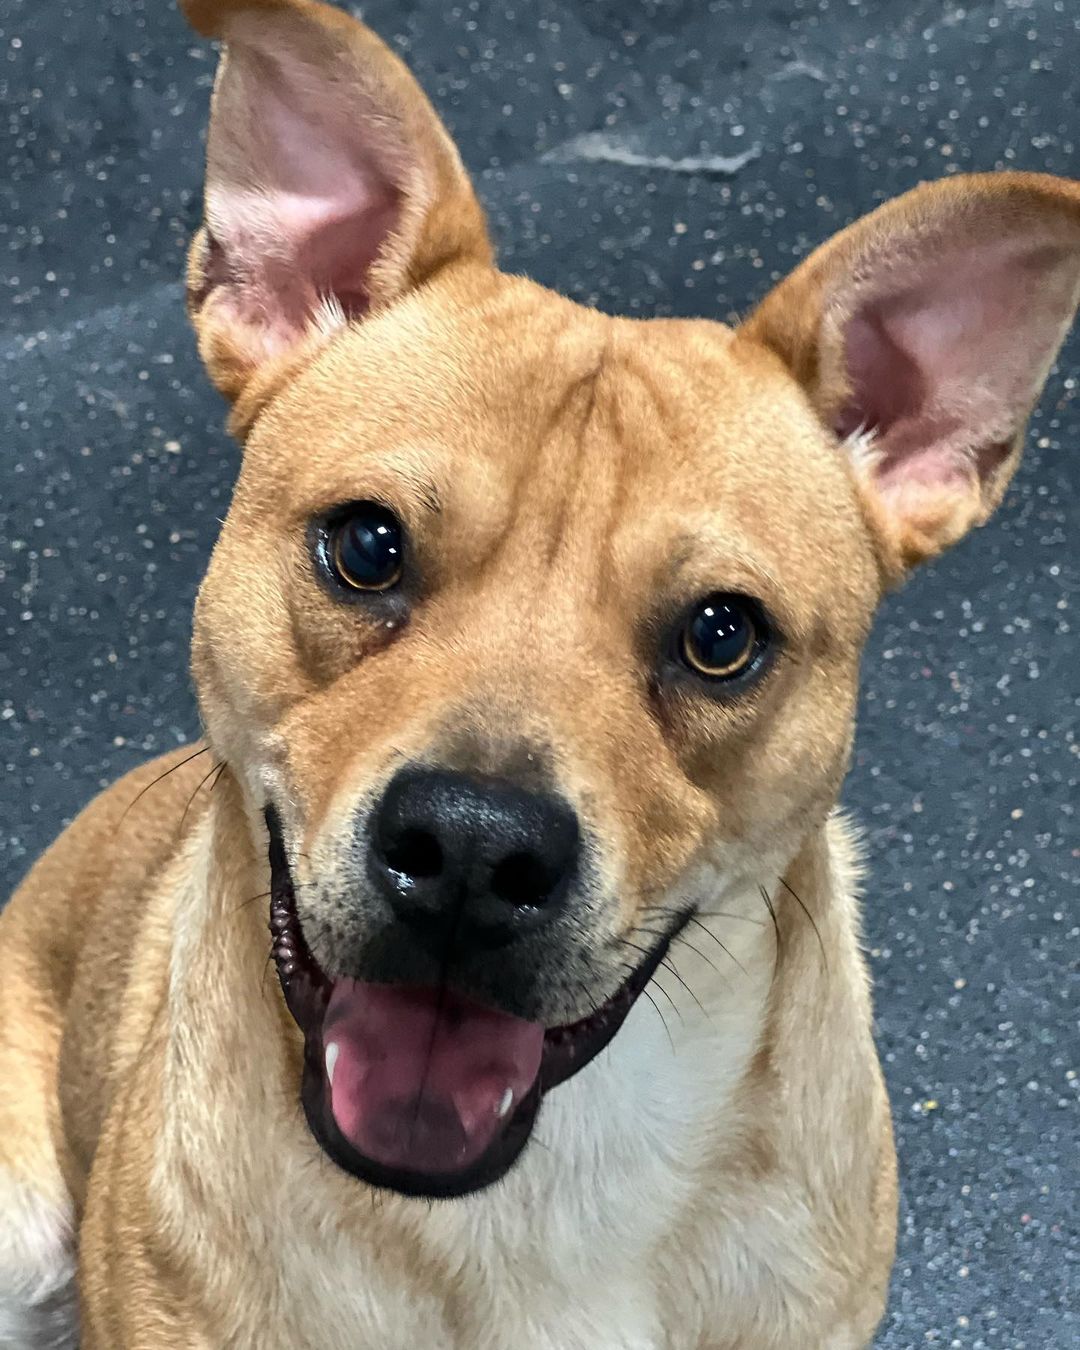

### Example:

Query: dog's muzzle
xmin=267 ymin=770 xmax=686 ymax=1200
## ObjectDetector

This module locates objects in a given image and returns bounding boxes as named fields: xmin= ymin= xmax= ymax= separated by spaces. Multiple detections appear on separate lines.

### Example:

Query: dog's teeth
xmin=497 ymin=1087 xmax=514 ymax=1119
xmin=325 ymin=1041 xmax=340 ymax=1088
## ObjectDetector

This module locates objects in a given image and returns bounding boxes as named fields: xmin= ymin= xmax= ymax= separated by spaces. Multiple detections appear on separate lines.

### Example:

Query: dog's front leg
xmin=74 ymin=1040 xmax=213 ymax=1350
xmin=0 ymin=904 xmax=79 ymax=1350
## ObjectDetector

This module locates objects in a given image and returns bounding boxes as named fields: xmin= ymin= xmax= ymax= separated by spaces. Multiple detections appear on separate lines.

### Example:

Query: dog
xmin=2 ymin=0 xmax=1079 ymax=1345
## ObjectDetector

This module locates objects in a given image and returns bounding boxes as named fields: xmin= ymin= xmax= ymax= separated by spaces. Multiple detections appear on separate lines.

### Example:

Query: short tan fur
xmin=3 ymin=2 xmax=1080 ymax=1346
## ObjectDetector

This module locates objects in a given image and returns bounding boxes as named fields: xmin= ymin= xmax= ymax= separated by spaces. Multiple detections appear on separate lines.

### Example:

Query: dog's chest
xmin=257 ymin=1213 xmax=696 ymax=1350
xmin=249 ymin=1185 xmax=811 ymax=1350
xmin=272 ymin=1259 xmax=663 ymax=1350
xmin=222 ymin=1022 xmax=775 ymax=1350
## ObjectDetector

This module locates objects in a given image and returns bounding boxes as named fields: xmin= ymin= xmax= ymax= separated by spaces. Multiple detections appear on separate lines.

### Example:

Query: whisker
xmin=179 ymin=760 xmax=226 ymax=834
xmin=777 ymin=876 xmax=828 ymax=972
xmin=641 ymin=988 xmax=676 ymax=1054
xmin=674 ymin=933 xmax=736 ymax=985
xmin=673 ymin=934 xmax=722 ymax=975
xmin=205 ymin=760 xmax=229 ymax=801
xmin=647 ymin=974 xmax=683 ymax=1025
xmin=572 ymin=978 xmax=604 ymax=1021
xmin=659 ymin=957 xmax=708 ymax=1020
xmin=639 ymin=903 xmax=765 ymax=927
xmin=685 ymin=916 xmax=748 ymax=976
xmin=238 ymin=890 xmax=272 ymax=912
xmin=233 ymin=880 xmax=317 ymax=915
xmin=759 ymin=884 xmax=782 ymax=968
xmin=695 ymin=911 xmax=766 ymax=926
xmin=118 ymin=744 xmax=211 ymax=826
xmin=626 ymin=924 xmax=674 ymax=942
xmin=614 ymin=938 xmax=659 ymax=963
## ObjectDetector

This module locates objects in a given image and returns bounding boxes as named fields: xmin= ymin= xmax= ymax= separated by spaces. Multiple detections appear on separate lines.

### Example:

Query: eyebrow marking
xmin=665 ymin=534 xmax=782 ymax=595
xmin=665 ymin=536 xmax=698 ymax=578
xmin=417 ymin=479 xmax=442 ymax=515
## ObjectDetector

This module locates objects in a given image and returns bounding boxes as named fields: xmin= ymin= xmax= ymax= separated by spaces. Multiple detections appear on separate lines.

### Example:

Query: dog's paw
xmin=0 ymin=1176 xmax=78 ymax=1349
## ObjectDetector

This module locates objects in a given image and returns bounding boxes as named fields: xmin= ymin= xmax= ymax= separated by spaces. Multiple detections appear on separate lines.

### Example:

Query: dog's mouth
xmin=266 ymin=808 xmax=682 ymax=1198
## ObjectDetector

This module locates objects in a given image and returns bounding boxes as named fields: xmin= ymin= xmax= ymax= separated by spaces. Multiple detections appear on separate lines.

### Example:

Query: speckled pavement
xmin=2 ymin=1 xmax=1077 ymax=1344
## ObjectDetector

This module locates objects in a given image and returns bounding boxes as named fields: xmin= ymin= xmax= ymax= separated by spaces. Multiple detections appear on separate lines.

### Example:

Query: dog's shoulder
xmin=4 ymin=745 xmax=214 ymax=989
xmin=2 ymin=745 xmax=218 ymax=1169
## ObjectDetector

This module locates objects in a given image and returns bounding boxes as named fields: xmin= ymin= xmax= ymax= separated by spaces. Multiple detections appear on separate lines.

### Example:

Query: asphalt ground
xmin=1 ymin=2 xmax=1077 ymax=1344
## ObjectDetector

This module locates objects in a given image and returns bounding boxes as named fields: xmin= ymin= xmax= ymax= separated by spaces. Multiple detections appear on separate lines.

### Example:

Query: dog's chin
xmin=265 ymin=809 xmax=682 ymax=1199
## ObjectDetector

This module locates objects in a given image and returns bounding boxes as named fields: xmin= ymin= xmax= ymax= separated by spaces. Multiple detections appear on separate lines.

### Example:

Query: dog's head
xmin=181 ymin=0 xmax=1080 ymax=1197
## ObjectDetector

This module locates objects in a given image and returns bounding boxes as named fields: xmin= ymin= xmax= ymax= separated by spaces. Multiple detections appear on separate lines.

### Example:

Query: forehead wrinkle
xmin=470 ymin=314 xmax=610 ymax=582
xmin=529 ymin=334 xmax=690 ymax=603
xmin=535 ymin=348 xmax=610 ymax=570
xmin=586 ymin=344 xmax=710 ymax=609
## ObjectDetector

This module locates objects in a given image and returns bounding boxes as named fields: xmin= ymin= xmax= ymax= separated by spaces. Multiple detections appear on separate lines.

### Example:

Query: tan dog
xmin=3 ymin=1 xmax=1080 ymax=1346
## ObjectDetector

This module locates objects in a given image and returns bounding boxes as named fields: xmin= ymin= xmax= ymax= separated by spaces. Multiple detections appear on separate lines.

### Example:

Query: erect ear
xmin=181 ymin=0 xmax=492 ymax=409
xmin=738 ymin=172 xmax=1080 ymax=573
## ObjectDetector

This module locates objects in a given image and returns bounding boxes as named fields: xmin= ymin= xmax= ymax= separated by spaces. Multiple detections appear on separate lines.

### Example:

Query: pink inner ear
xmin=837 ymin=240 xmax=1078 ymax=496
xmin=203 ymin=32 xmax=408 ymax=358
xmin=839 ymin=307 xmax=927 ymax=442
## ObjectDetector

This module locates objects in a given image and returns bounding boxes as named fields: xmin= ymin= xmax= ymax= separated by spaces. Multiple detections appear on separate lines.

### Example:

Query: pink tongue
xmin=322 ymin=981 xmax=545 ymax=1175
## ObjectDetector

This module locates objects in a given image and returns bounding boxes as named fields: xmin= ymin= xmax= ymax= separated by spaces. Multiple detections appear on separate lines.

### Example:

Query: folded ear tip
xmin=179 ymin=0 xmax=222 ymax=38
xmin=179 ymin=0 xmax=300 ymax=40
xmin=179 ymin=0 xmax=230 ymax=39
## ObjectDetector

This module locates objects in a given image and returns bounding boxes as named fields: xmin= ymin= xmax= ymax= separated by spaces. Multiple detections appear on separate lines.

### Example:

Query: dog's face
xmin=182 ymin=0 xmax=1080 ymax=1196
xmin=197 ymin=287 xmax=881 ymax=1192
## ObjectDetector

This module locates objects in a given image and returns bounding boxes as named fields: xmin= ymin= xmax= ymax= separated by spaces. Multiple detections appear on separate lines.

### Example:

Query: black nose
xmin=368 ymin=767 xmax=580 ymax=947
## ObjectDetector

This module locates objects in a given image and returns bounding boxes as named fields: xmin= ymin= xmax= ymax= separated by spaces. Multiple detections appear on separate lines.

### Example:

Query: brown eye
xmin=328 ymin=503 xmax=403 ymax=592
xmin=680 ymin=594 xmax=763 ymax=680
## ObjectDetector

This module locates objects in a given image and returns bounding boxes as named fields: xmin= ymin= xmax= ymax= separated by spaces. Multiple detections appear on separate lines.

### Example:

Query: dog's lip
xmin=265 ymin=806 xmax=685 ymax=1196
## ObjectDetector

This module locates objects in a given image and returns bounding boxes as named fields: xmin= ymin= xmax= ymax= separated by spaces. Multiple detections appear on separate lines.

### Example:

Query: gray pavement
xmin=1 ymin=2 xmax=1077 ymax=1344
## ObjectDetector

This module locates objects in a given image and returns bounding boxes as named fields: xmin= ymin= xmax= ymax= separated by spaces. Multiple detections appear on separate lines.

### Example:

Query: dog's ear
xmin=181 ymin=0 xmax=492 ymax=410
xmin=738 ymin=172 xmax=1080 ymax=573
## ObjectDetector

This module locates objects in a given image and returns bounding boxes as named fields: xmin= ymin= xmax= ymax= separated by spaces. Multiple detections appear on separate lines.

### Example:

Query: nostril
xmin=381 ymin=828 xmax=444 ymax=882
xmin=370 ymin=768 xmax=580 ymax=930
xmin=490 ymin=851 xmax=559 ymax=909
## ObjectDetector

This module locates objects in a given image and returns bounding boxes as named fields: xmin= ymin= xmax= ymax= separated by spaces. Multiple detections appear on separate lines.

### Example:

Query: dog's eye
xmin=327 ymin=503 xmax=404 ymax=592
xmin=680 ymin=594 xmax=765 ymax=681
